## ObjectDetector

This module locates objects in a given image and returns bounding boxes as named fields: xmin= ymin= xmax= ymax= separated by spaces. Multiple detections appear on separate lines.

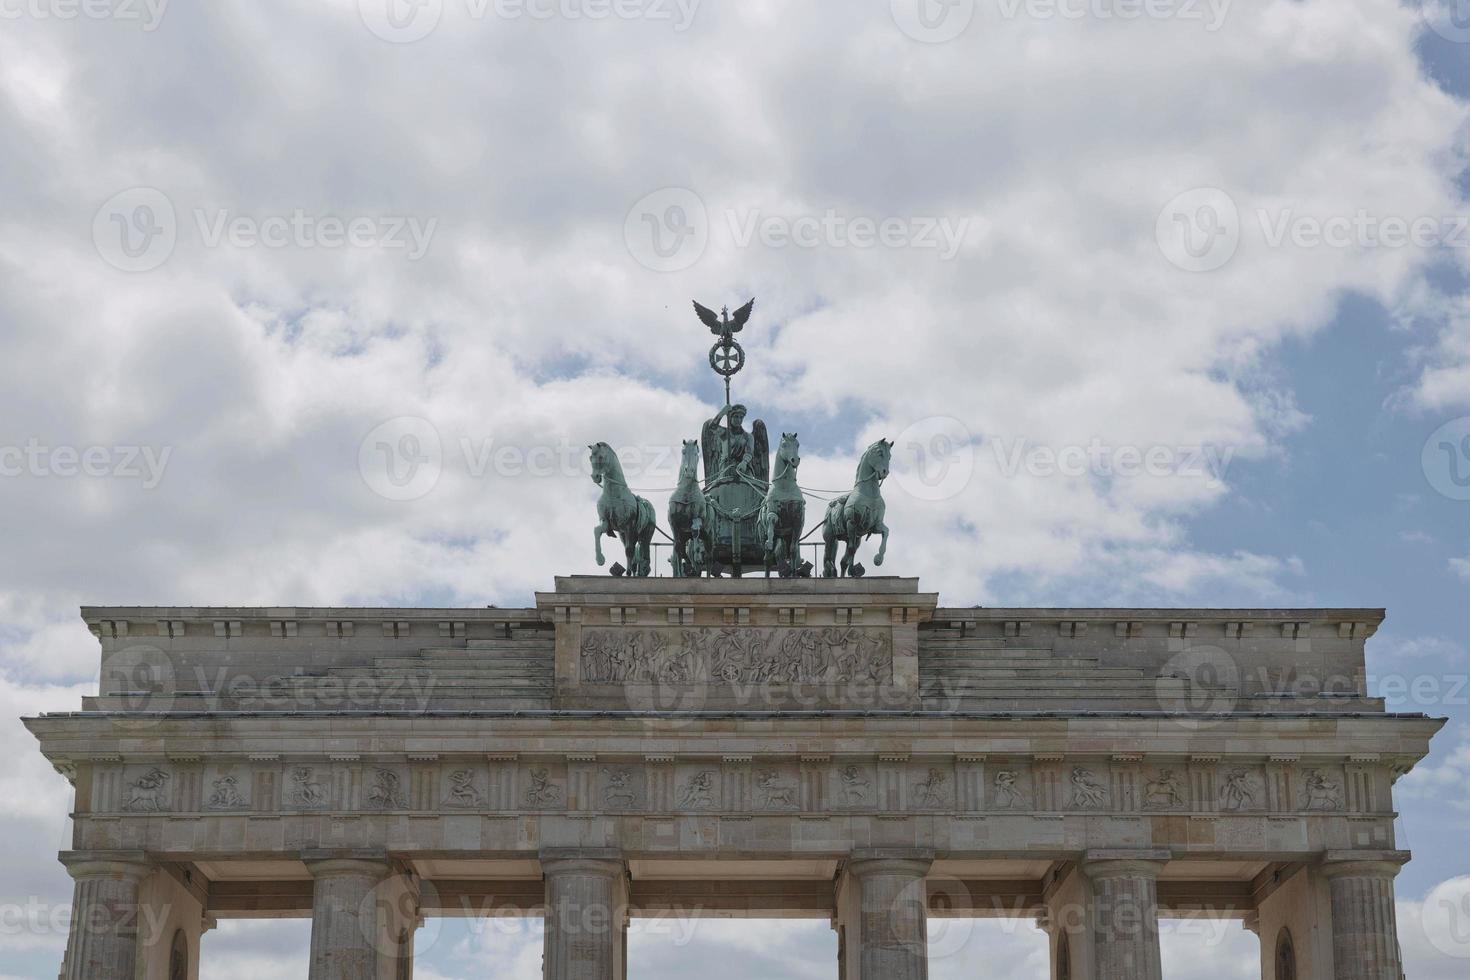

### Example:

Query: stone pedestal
xmin=305 ymin=852 xmax=416 ymax=980
xmin=542 ymin=849 xmax=628 ymax=980
xmin=1081 ymin=851 xmax=1167 ymax=980
xmin=1321 ymin=853 xmax=1408 ymax=980
xmin=836 ymin=849 xmax=933 ymax=980
xmin=59 ymin=851 xmax=153 ymax=980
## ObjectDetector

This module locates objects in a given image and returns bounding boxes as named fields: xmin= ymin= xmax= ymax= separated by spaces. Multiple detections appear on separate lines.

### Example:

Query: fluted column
xmin=541 ymin=848 xmax=628 ymax=980
xmin=1321 ymin=852 xmax=1408 ymax=980
xmin=305 ymin=852 xmax=395 ymax=980
xmin=59 ymin=851 xmax=153 ymax=980
xmin=837 ymin=849 xmax=933 ymax=980
xmin=1080 ymin=850 xmax=1167 ymax=980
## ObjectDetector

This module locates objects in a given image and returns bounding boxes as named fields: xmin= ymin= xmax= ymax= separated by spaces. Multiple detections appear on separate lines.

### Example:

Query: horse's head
xmin=776 ymin=431 xmax=801 ymax=470
xmin=679 ymin=439 xmax=701 ymax=480
xmin=588 ymin=442 xmax=618 ymax=486
xmin=859 ymin=438 xmax=893 ymax=482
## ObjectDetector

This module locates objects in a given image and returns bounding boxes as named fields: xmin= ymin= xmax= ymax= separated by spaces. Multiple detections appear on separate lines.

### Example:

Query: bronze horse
xmin=822 ymin=439 xmax=892 ymax=577
xmin=759 ymin=432 xmax=806 ymax=577
xmin=668 ymin=439 xmax=711 ymax=577
xmin=590 ymin=442 xmax=656 ymax=577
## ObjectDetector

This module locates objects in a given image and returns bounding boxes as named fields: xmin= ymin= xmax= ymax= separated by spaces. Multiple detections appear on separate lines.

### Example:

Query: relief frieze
xmin=579 ymin=627 xmax=893 ymax=686
xmin=85 ymin=758 xmax=1387 ymax=819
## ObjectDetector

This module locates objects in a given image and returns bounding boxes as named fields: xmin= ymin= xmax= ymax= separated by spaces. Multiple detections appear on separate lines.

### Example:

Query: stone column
xmin=836 ymin=849 xmax=933 ymax=980
xmin=304 ymin=851 xmax=405 ymax=980
xmin=1321 ymin=852 xmax=1408 ymax=980
xmin=1080 ymin=850 xmax=1168 ymax=980
xmin=59 ymin=851 xmax=153 ymax=980
xmin=541 ymin=848 xmax=628 ymax=980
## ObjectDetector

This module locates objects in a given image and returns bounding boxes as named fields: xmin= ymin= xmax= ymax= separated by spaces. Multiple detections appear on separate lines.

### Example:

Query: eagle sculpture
xmin=693 ymin=298 xmax=755 ymax=338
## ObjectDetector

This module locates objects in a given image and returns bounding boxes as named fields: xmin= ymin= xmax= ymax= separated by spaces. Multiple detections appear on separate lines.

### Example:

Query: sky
xmin=0 ymin=0 xmax=1468 ymax=976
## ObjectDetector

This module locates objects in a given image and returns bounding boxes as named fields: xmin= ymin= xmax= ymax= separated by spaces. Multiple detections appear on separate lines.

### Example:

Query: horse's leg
xmin=594 ymin=521 xmax=608 ymax=566
xmin=640 ymin=525 xmax=656 ymax=577
xmin=670 ymin=528 xmax=685 ymax=578
xmin=841 ymin=534 xmax=858 ymax=577
xmin=874 ymin=521 xmax=890 ymax=567
xmin=822 ymin=526 xmax=838 ymax=578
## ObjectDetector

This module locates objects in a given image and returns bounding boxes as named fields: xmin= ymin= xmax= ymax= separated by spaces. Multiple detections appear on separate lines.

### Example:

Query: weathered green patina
xmin=589 ymin=298 xmax=892 ymax=578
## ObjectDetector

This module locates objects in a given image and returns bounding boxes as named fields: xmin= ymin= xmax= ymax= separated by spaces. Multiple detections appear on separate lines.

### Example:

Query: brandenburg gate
xmin=24 ymin=303 xmax=1440 ymax=978
xmin=24 ymin=579 xmax=1441 ymax=979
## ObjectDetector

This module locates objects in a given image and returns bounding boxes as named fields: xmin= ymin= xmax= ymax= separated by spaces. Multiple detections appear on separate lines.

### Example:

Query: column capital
xmin=59 ymin=850 xmax=153 ymax=882
xmin=1080 ymin=849 xmax=1171 ymax=880
xmin=1319 ymin=850 xmax=1410 ymax=880
xmin=845 ymin=848 xmax=934 ymax=878
xmin=539 ymin=847 xmax=626 ymax=877
xmin=302 ymin=848 xmax=392 ymax=880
